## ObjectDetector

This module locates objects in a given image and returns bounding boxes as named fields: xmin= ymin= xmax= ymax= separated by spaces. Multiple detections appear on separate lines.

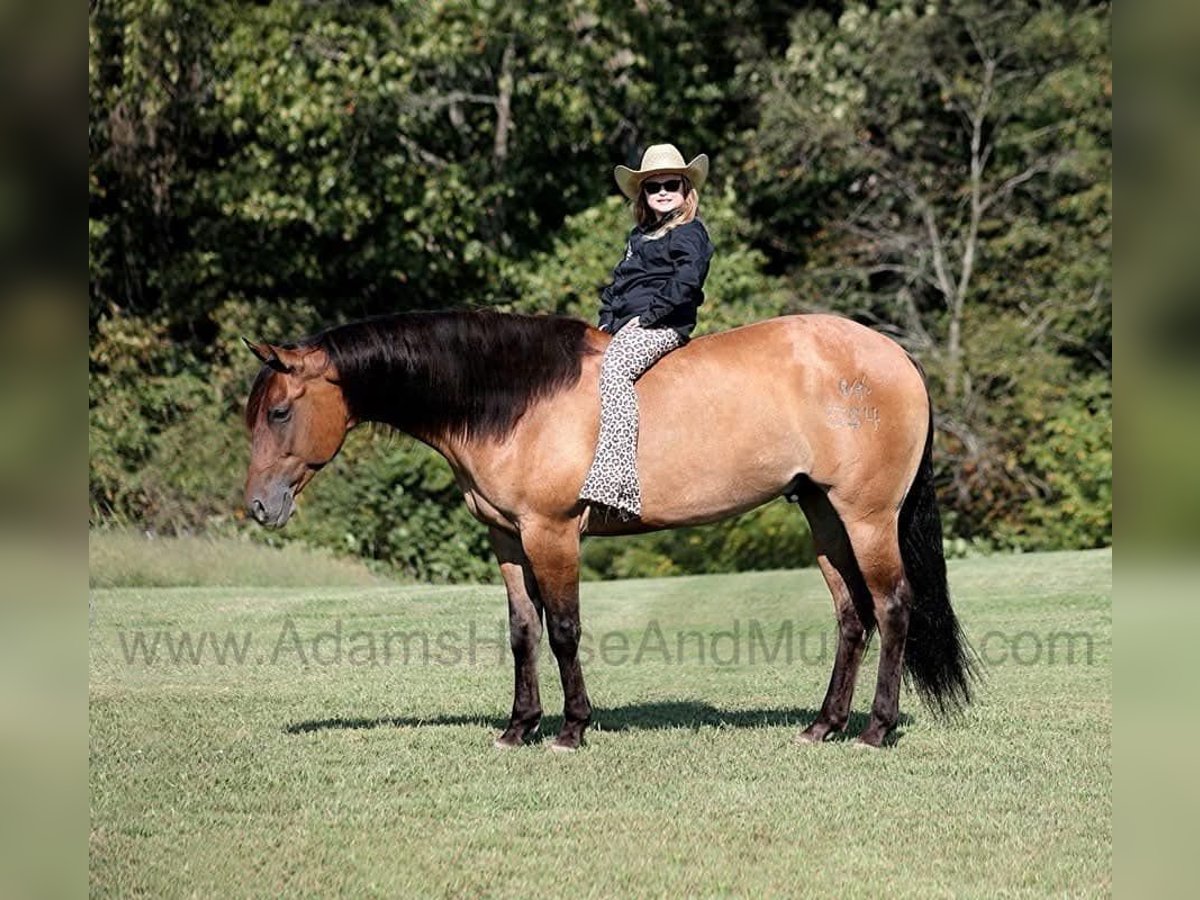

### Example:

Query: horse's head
xmin=241 ymin=339 xmax=353 ymax=527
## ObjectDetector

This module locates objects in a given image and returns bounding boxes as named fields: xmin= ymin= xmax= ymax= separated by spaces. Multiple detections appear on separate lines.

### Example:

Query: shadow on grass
xmin=285 ymin=701 xmax=912 ymax=743
xmin=285 ymin=713 xmax=502 ymax=735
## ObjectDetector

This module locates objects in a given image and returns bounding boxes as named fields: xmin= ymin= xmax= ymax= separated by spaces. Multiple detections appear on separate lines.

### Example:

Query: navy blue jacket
xmin=597 ymin=218 xmax=715 ymax=340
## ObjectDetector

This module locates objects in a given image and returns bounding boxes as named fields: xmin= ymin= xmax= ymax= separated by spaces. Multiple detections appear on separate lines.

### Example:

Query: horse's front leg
xmin=489 ymin=526 xmax=545 ymax=748
xmin=522 ymin=522 xmax=592 ymax=751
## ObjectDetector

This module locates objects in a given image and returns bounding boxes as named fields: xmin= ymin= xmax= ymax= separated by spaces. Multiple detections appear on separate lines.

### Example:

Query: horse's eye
xmin=267 ymin=405 xmax=292 ymax=424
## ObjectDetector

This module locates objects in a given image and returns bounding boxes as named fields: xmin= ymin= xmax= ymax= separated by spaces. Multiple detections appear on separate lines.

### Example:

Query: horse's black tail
xmin=899 ymin=406 xmax=978 ymax=713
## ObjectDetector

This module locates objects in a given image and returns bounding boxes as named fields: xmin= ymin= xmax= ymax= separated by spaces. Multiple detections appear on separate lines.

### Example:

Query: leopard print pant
xmin=578 ymin=318 xmax=685 ymax=519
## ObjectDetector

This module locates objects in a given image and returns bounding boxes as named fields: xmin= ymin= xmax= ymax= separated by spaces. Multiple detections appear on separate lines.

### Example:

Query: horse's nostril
xmin=251 ymin=498 xmax=267 ymax=523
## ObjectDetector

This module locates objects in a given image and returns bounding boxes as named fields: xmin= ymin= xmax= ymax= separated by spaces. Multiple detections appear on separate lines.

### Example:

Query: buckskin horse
xmin=242 ymin=310 xmax=974 ymax=750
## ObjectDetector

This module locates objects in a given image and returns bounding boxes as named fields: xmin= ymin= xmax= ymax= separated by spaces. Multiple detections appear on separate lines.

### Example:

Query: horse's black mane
xmin=305 ymin=310 xmax=597 ymax=442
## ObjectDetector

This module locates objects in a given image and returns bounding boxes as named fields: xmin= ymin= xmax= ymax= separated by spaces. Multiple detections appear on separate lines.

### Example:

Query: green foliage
xmin=286 ymin=432 xmax=498 ymax=584
xmin=89 ymin=311 xmax=211 ymax=528
xmin=741 ymin=0 xmax=1111 ymax=548
xmin=89 ymin=297 xmax=325 ymax=532
xmin=89 ymin=0 xmax=1111 ymax=579
xmin=582 ymin=501 xmax=814 ymax=580
xmin=995 ymin=378 xmax=1112 ymax=551
xmin=89 ymin=295 xmax=499 ymax=583
xmin=503 ymin=186 xmax=793 ymax=332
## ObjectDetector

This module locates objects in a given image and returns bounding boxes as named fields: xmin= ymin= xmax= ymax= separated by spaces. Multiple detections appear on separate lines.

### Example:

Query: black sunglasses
xmin=642 ymin=178 xmax=683 ymax=195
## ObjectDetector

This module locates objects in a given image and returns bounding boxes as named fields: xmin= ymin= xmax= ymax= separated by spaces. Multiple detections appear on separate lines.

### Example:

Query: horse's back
xmin=672 ymin=313 xmax=913 ymax=370
xmin=624 ymin=315 xmax=930 ymax=526
xmin=636 ymin=314 xmax=926 ymax=434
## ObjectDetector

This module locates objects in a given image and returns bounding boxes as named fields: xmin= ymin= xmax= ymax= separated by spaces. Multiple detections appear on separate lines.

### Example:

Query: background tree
xmin=89 ymin=0 xmax=1111 ymax=578
xmin=743 ymin=0 xmax=1110 ymax=546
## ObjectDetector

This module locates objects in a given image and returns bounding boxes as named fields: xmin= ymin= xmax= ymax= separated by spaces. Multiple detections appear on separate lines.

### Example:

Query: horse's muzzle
xmin=247 ymin=485 xmax=294 ymax=528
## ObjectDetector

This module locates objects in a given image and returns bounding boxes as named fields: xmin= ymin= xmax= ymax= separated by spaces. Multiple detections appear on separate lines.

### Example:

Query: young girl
xmin=579 ymin=143 xmax=715 ymax=520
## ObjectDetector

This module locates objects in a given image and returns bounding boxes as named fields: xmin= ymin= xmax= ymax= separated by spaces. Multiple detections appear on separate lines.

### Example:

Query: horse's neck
xmin=342 ymin=364 xmax=469 ymax=471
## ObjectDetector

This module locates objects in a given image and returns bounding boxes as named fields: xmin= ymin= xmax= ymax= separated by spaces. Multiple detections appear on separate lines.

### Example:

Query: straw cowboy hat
xmin=614 ymin=144 xmax=709 ymax=199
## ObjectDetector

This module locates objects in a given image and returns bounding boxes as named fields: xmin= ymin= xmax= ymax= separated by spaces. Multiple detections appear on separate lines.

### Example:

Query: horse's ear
xmin=242 ymin=337 xmax=292 ymax=373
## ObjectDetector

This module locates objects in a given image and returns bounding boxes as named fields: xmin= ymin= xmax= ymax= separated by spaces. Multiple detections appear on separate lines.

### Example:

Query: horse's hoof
xmin=796 ymin=723 xmax=836 ymax=744
xmin=493 ymin=719 xmax=540 ymax=749
xmin=548 ymin=738 xmax=580 ymax=753
xmin=853 ymin=736 xmax=886 ymax=750
xmin=796 ymin=724 xmax=844 ymax=744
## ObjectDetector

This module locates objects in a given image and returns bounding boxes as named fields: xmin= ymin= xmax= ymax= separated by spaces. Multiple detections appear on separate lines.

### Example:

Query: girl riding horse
xmin=579 ymin=143 xmax=715 ymax=521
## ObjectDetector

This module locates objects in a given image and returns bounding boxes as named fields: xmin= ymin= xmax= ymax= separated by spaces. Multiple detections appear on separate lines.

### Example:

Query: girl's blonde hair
xmin=634 ymin=176 xmax=699 ymax=238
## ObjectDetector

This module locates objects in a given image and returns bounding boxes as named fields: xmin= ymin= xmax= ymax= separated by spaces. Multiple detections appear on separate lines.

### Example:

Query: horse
xmin=242 ymin=310 xmax=975 ymax=750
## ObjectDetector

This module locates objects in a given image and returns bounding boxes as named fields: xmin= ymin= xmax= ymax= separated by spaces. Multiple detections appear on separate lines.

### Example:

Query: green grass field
xmin=89 ymin=547 xmax=1111 ymax=897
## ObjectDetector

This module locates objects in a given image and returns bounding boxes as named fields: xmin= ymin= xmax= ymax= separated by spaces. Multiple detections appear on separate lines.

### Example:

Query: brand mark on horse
xmin=828 ymin=376 xmax=880 ymax=430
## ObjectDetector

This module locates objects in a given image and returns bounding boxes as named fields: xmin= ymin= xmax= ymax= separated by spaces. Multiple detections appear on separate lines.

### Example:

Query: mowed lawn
xmin=90 ymin=549 xmax=1111 ymax=897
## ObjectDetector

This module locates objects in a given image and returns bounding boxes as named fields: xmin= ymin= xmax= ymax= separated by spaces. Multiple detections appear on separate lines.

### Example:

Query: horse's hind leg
xmin=794 ymin=486 xmax=872 ymax=743
xmin=489 ymin=527 xmax=545 ymax=748
xmin=843 ymin=513 xmax=911 ymax=748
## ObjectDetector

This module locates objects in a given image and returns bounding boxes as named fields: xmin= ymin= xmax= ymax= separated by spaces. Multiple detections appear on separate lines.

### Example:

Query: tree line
xmin=89 ymin=0 xmax=1111 ymax=581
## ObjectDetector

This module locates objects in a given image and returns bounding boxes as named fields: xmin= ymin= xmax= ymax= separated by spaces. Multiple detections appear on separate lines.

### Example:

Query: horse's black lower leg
xmin=795 ymin=489 xmax=872 ymax=743
xmin=546 ymin=614 xmax=592 ymax=751
xmin=820 ymin=518 xmax=912 ymax=748
xmin=858 ymin=581 xmax=910 ymax=747
xmin=799 ymin=594 xmax=868 ymax=743
xmin=524 ymin=524 xmax=592 ymax=751
xmin=489 ymin=528 xmax=544 ymax=748
xmin=848 ymin=519 xmax=910 ymax=748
